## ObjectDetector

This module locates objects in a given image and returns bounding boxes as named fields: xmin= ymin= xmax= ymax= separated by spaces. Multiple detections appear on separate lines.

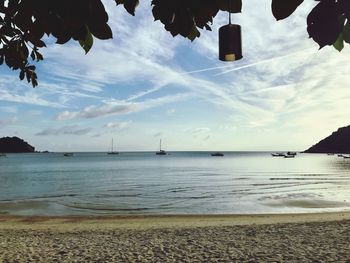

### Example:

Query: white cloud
xmin=35 ymin=125 xmax=92 ymax=136
xmin=0 ymin=117 xmax=17 ymax=127
xmin=190 ymin=128 xmax=211 ymax=134
xmin=0 ymin=106 xmax=17 ymax=113
xmin=56 ymin=93 xmax=190 ymax=121
xmin=56 ymin=104 xmax=139 ymax=121
xmin=166 ymin=109 xmax=176 ymax=115
xmin=153 ymin=132 xmax=162 ymax=137
xmin=204 ymin=135 xmax=211 ymax=141
xmin=104 ymin=121 xmax=131 ymax=130
xmin=0 ymin=86 xmax=64 ymax=108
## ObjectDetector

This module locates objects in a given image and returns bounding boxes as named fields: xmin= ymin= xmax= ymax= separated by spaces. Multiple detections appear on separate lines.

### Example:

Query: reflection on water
xmin=0 ymin=152 xmax=349 ymax=216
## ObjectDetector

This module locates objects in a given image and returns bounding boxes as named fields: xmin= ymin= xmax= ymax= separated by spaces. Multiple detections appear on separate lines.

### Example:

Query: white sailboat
xmin=156 ymin=139 xmax=167 ymax=155
xmin=108 ymin=138 xmax=119 ymax=155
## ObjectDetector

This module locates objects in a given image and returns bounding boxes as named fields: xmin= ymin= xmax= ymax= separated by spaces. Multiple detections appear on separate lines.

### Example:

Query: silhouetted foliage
xmin=0 ymin=0 xmax=112 ymax=87
xmin=0 ymin=0 xmax=349 ymax=87
xmin=272 ymin=0 xmax=304 ymax=20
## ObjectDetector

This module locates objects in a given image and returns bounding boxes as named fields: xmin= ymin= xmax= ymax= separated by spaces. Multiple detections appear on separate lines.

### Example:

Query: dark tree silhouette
xmin=0 ymin=0 xmax=349 ymax=87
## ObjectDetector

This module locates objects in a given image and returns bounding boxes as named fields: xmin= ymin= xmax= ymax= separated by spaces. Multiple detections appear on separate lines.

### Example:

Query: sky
xmin=1 ymin=0 xmax=350 ymax=152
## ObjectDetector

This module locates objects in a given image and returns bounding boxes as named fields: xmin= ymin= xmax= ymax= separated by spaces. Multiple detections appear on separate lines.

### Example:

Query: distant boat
xmin=211 ymin=152 xmax=224 ymax=157
xmin=338 ymin=154 xmax=344 ymax=157
xmin=63 ymin=153 xmax=74 ymax=157
xmin=271 ymin=153 xmax=285 ymax=157
xmin=343 ymin=155 xmax=350 ymax=159
xmin=287 ymin=152 xmax=297 ymax=156
xmin=156 ymin=139 xmax=167 ymax=155
xmin=107 ymin=138 xmax=119 ymax=155
xmin=284 ymin=154 xmax=295 ymax=158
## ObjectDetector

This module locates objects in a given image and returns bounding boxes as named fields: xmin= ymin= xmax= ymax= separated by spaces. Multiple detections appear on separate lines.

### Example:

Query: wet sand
xmin=0 ymin=212 xmax=350 ymax=262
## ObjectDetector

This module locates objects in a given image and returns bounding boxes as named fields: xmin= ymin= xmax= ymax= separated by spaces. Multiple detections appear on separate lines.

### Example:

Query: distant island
xmin=305 ymin=125 xmax=350 ymax=153
xmin=0 ymin=137 xmax=35 ymax=153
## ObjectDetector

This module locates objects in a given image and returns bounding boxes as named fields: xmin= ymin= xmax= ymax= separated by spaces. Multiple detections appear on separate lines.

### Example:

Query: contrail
xmin=215 ymin=48 xmax=315 ymax=76
xmin=125 ymin=48 xmax=315 ymax=102
xmin=180 ymin=64 xmax=238 ymax=75
xmin=178 ymin=48 xmax=315 ymax=76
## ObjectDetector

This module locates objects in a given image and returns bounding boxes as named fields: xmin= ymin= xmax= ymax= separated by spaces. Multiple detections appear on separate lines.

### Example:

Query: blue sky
xmin=1 ymin=0 xmax=350 ymax=152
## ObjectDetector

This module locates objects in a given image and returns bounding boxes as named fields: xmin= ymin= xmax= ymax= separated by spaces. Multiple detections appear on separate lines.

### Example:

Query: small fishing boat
xmin=211 ymin=152 xmax=224 ymax=157
xmin=271 ymin=153 xmax=285 ymax=157
xmin=343 ymin=155 xmax=350 ymax=159
xmin=63 ymin=153 xmax=74 ymax=157
xmin=287 ymin=152 xmax=297 ymax=156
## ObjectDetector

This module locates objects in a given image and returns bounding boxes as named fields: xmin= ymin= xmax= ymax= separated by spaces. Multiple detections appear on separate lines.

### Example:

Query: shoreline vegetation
xmin=0 ymin=212 xmax=349 ymax=262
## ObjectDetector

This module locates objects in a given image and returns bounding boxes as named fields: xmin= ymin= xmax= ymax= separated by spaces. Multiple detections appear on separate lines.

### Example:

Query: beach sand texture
xmin=0 ymin=213 xmax=349 ymax=262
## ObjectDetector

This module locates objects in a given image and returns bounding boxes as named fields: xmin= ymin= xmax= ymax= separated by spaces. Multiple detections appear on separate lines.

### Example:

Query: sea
xmin=0 ymin=152 xmax=349 ymax=216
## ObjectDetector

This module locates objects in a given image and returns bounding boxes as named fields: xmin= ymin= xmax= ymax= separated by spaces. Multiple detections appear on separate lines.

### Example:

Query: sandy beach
xmin=0 ymin=212 xmax=349 ymax=262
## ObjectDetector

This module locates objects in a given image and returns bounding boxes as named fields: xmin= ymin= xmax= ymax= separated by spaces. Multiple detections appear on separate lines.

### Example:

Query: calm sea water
xmin=0 ymin=152 xmax=349 ymax=216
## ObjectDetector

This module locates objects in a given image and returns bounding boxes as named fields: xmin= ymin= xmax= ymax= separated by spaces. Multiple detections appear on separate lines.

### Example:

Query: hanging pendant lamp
xmin=219 ymin=1 xmax=243 ymax=62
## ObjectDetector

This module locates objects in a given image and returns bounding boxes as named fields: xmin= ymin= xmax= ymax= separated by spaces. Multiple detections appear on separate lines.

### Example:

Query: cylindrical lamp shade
xmin=219 ymin=24 xmax=242 ymax=62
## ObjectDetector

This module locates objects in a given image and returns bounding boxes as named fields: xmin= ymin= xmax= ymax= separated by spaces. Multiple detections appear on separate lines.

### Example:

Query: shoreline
xmin=0 ymin=211 xmax=350 ymax=230
xmin=1 ymin=212 xmax=349 ymax=262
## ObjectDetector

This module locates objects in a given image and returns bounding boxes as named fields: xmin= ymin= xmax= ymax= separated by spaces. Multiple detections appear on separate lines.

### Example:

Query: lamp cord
xmin=228 ymin=0 xmax=232 ymax=24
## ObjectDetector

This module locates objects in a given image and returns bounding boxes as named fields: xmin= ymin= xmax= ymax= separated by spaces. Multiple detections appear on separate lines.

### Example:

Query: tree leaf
xmin=115 ymin=0 xmax=139 ymax=16
xmin=30 ymin=39 xmax=46 ymax=48
xmin=333 ymin=33 xmax=344 ymax=52
xmin=35 ymin=50 xmax=44 ymax=61
xmin=89 ymin=22 xmax=113 ymax=40
xmin=30 ymin=50 xmax=35 ymax=61
xmin=307 ymin=0 xmax=343 ymax=48
xmin=187 ymin=25 xmax=200 ymax=41
xmin=79 ymin=27 xmax=94 ymax=54
xmin=19 ymin=70 xmax=25 ymax=80
xmin=343 ymin=21 xmax=350 ymax=44
xmin=272 ymin=0 xmax=304 ymax=21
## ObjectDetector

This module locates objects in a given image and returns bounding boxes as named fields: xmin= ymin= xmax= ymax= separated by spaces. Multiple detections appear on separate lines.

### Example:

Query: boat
xmin=156 ymin=139 xmax=167 ymax=155
xmin=338 ymin=154 xmax=344 ymax=157
xmin=63 ymin=153 xmax=74 ymax=157
xmin=211 ymin=152 xmax=224 ymax=157
xmin=284 ymin=154 xmax=295 ymax=158
xmin=287 ymin=152 xmax=297 ymax=156
xmin=343 ymin=155 xmax=350 ymax=159
xmin=107 ymin=138 xmax=119 ymax=155
xmin=271 ymin=153 xmax=285 ymax=157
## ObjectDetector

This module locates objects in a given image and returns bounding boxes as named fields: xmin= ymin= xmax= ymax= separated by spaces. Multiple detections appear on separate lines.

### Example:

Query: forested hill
xmin=0 ymin=137 xmax=35 ymax=153
xmin=305 ymin=126 xmax=350 ymax=153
